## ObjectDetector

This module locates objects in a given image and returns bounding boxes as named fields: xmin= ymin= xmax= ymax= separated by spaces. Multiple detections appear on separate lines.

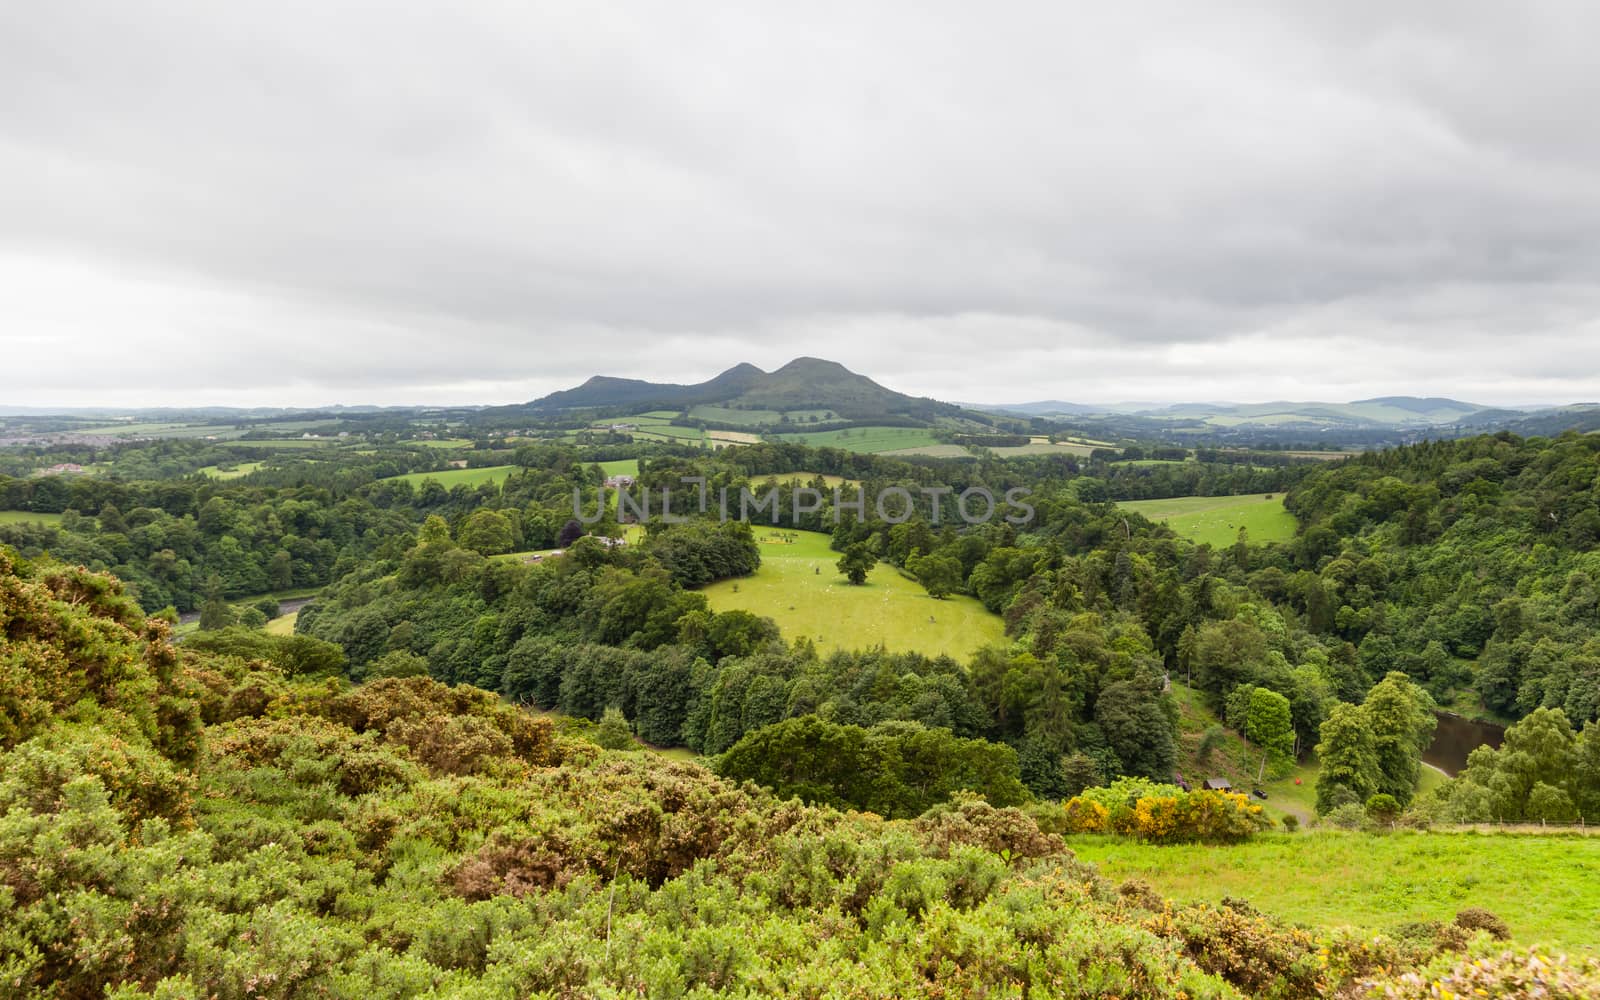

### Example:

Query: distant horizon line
xmin=4 ymin=395 xmax=1596 ymax=416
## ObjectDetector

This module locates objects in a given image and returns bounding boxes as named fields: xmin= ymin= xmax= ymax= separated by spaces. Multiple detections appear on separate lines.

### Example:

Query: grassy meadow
xmin=197 ymin=461 xmax=264 ymax=479
xmin=385 ymin=464 xmax=521 ymax=488
xmin=773 ymin=426 xmax=945 ymax=454
xmin=758 ymin=471 xmax=858 ymax=489
xmin=1119 ymin=492 xmax=1298 ymax=547
xmin=701 ymin=527 xmax=1004 ymax=658
xmin=0 ymin=510 xmax=64 ymax=526
xmin=986 ymin=438 xmax=1101 ymax=458
xmin=1068 ymin=830 xmax=1600 ymax=950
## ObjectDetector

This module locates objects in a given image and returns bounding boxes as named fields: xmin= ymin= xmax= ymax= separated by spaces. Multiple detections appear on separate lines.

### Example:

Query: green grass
xmin=415 ymin=439 xmax=475 ymax=449
xmin=758 ymin=472 xmax=857 ymax=489
xmin=1118 ymin=493 xmax=1297 ymax=547
xmin=0 ymin=510 xmax=64 ymax=526
xmin=1067 ymin=830 xmax=1600 ymax=950
xmin=652 ymin=747 xmax=701 ymax=763
xmin=701 ymin=527 xmax=1004 ymax=659
xmin=197 ymin=462 xmax=263 ymax=480
xmin=385 ymin=465 xmax=521 ymax=488
xmin=597 ymin=459 xmax=639 ymax=478
xmin=687 ymin=405 xmax=782 ymax=425
xmin=773 ymin=426 xmax=944 ymax=454
xmin=879 ymin=444 xmax=975 ymax=458
xmin=223 ymin=439 xmax=337 ymax=450
xmin=987 ymin=441 xmax=1099 ymax=458
xmin=265 ymin=611 xmax=298 ymax=636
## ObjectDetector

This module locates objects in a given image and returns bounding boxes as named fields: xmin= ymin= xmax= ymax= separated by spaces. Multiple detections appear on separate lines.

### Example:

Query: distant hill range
xmin=527 ymin=357 xmax=974 ymax=425
xmin=967 ymin=395 xmax=1600 ymax=432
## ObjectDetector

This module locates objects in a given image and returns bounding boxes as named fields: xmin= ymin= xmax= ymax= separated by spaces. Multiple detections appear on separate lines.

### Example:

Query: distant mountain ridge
xmin=972 ymin=395 xmax=1504 ymax=429
xmin=528 ymin=358 xmax=971 ymax=424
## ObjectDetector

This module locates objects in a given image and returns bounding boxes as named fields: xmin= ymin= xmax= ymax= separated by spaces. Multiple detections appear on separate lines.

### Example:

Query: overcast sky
xmin=4 ymin=2 xmax=1600 ymax=409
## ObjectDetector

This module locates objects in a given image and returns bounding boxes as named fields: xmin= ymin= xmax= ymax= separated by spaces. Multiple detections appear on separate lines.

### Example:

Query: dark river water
xmin=1422 ymin=711 xmax=1506 ymax=777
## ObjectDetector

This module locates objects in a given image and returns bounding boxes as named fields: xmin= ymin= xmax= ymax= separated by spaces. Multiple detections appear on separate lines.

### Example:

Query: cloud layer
xmin=4 ymin=2 xmax=1599 ymax=407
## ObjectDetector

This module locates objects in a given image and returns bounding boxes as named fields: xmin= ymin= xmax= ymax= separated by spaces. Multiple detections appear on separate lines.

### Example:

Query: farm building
xmin=1203 ymin=778 xmax=1232 ymax=792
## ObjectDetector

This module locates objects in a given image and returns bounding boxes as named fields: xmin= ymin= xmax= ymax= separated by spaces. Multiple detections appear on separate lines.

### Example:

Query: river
xmin=1422 ymin=711 xmax=1506 ymax=777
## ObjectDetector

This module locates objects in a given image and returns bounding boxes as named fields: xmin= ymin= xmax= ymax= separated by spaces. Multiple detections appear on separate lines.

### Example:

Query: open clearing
xmin=596 ymin=459 xmax=640 ymax=478
xmin=773 ymin=426 xmax=944 ymax=454
xmin=986 ymin=441 xmax=1099 ymax=458
xmin=198 ymin=462 xmax=264 ymax=479
xmin=265 ymin=611 xmax=298 ymax=636
xmin=879 ymin=443 xmax=975 ymax=458
xmin=1069 ymin=830 xmax=1600 ymax=950
xmin=1118 ymin=492 xmax=1297 ymax=547
xmin=0 ymin=510 xmax=64 ymax=526
xmin=385 ymin=464 xmax=521 ymax=488
xmin=222 ymin=439 xmax=338 ymax=450
xmin=758 ymin=472 xmax=857 ymax=489
xmin=701 ymin=527 xmax=1004 ymax=659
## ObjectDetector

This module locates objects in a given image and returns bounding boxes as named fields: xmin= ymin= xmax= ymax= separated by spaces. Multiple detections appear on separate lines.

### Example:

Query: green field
xmin=223 ymin=438 xmax=338 ymax=450
xmin=1069 ymin=830 xmax=1600 ymax=950
xmin=879 ymin=443 xmax=975 ymax=458
xmin=385 ymin=464 xmax=521 ymax=488
xmin=197 ymin=461 xmax=263 ymax=479
xmin=686 ymin=405 xmax=782 ymax=425
xmin=0 ymin=510 xmax=64 ymax=526
xmin=265 ymin=611 xmax=298 ymax=636
xmin=772 ymin=426 xmax=944 ymax=454
xmin=415 ymin=439 xmax=475 ymax=449
xmin=701 ymin=527 xmax=1004 ymax=658
xmin=760 ymin=472 xmax=857 ymax=489
xmin=987 ymin=441 xmax=1100 ymax=458
xmin=1118 ymin=493 xmax=1297 ymax=547
xmin=597 ymin=459 xmax=639 ymax=478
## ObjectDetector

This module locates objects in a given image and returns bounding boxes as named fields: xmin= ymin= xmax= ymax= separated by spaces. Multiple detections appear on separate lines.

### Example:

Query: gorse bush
xmin=1062 ymin=777 xmax=1272 ymax=843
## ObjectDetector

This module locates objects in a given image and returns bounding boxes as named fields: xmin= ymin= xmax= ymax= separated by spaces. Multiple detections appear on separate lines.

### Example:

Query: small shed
xmin=1203 ymin=778 xmax=1232 ymax=792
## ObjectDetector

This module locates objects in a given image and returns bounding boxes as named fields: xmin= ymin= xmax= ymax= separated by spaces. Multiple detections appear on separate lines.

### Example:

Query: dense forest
xmin=7 ymin=431 xmax=1600 ymax=830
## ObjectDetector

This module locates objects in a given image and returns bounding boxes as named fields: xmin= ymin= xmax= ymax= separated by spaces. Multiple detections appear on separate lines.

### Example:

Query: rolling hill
xmin=528 ymin=357 xmax=980 ymax=426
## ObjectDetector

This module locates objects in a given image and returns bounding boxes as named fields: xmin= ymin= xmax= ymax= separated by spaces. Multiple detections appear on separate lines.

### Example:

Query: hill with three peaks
xmin=528 ymin=357 xmax=971 ymax=425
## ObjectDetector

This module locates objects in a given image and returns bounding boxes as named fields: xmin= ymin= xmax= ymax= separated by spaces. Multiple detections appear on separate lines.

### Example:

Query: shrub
xmin=1118 ymin=877 xmax=1165 ymax=912
xmin=1063 ymin=784 xmax=1270 ymax=844
xmin=1325 ymin=802 xmax=1368 ymax=830
xmin=1369 ymin=949 xmax=1600 ymax=998
xmin=594 ymin=706 xmax=635 ymax=750
xmin=1366 ymin=793 xmax=1401 ymax=826
xmin=913 ymin=794 xmax=1065 ymax=861
xmin=1062 ymin=796 xmax=1110 ymax=833
xmin=1454 ymin=907 xmax=1510 ymax=941
xmin=1281 ymin=814 xmax=1299 ymax=832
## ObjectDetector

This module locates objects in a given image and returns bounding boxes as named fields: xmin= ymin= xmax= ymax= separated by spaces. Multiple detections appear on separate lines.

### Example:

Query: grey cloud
xmin=2 ymin=1 xmax=1599 ymax=406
